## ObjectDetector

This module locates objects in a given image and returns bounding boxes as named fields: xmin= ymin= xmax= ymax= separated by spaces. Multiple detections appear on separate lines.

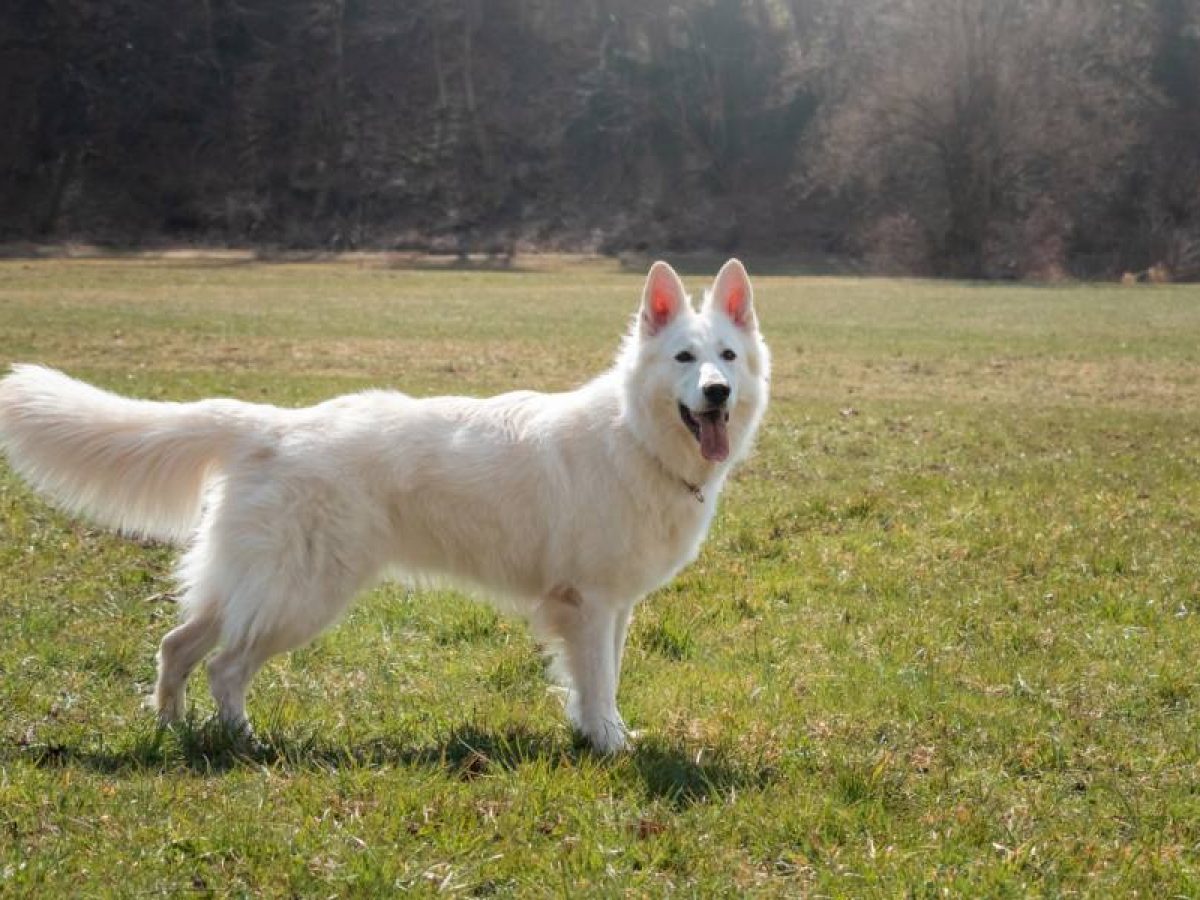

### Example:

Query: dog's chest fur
xmin=587 ymin=481 xmax=717 ymax=599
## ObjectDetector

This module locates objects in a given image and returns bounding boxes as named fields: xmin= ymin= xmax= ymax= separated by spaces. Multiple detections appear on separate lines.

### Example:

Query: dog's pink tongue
xmin=698 ymin=416 xmax=729 ymax=462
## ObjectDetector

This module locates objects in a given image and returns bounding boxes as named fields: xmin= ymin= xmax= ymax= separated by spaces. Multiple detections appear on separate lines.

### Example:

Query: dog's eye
xmin=721 ymin=349 xmax=737 ymax=361
xmin=674 ymin=350 xmax=696 ymax=363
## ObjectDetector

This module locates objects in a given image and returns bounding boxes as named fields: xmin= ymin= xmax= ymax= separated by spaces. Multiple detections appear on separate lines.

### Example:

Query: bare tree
xmin=1 ymin=0 xmax=1192 ymax=278
xmin=811 ymin=0 xmax=1152 ymax=276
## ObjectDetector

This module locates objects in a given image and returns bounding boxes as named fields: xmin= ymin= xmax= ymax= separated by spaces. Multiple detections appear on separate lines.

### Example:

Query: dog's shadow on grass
xmin=7 ymin=721 xmax=773 ymax=807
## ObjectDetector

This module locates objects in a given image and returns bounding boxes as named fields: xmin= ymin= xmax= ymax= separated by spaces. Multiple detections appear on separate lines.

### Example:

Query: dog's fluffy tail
xmin=0 ymin=365 xmax=272 ymax=543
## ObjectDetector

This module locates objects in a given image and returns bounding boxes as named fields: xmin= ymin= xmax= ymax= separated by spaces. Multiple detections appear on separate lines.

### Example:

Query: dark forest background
xmin=2 ymin=0 xmax=1198 ymax=279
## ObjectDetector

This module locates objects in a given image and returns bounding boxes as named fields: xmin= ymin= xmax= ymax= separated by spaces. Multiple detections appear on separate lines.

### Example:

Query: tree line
xmin=2 ymin=0 xmax=1197 ymax=278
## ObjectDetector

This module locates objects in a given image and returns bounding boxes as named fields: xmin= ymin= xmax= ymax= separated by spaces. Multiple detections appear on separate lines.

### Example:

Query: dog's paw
xmin=208 ymin=713 xmax=256 ymax=744
xmin=146 ymin=692 xmax=183 ymax=728
xmin=578 ymin=718 xmax=634 ymax=755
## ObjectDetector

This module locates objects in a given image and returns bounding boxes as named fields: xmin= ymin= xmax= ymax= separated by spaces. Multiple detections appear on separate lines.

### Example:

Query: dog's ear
xmin=640 ymin=261 xmax=688 ymax=336
xmin=707 ymin=258 xmax=757 ymax=331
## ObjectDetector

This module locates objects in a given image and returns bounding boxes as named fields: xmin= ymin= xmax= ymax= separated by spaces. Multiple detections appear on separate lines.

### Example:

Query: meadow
xmin=1 ymin=257 xmax=1199 ymax=896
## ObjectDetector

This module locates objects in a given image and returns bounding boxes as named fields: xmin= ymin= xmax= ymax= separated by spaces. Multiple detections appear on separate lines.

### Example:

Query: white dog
xmin=0 ymin=259 xmax=769 ymax=752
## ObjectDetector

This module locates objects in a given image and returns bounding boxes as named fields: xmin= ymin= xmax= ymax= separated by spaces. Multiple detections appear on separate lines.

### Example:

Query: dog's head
xmin=620 ymin=259 xmax=770 ymax=474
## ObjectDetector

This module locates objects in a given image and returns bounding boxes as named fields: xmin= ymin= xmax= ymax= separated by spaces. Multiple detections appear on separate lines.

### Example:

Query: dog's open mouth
xmin=679 ymin=404 xmax=730 ymax=462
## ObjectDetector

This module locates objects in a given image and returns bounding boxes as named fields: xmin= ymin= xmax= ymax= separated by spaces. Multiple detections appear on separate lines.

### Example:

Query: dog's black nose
xmin=703 ymin=383 xmax=730 ymax=405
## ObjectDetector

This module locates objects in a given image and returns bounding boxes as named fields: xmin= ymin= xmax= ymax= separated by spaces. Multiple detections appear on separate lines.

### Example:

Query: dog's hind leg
xmin=205 ymin=578 xmax=363 ymax=736
xmin=192 ymin=471 xmax=377 ymax=736
xmin=154 ymin=610 xmax=220 ymax=725
xmin=206 ymin=640 xmax=275 ymax=735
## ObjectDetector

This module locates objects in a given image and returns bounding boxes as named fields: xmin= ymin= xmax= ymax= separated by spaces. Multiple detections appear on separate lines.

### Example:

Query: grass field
xmin=2 ymin=257 xmax=1199 ymax=896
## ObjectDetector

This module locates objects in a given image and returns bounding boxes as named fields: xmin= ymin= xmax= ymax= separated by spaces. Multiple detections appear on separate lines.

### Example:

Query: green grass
xmin=2 ymin=257 xmax=1200 ymax=895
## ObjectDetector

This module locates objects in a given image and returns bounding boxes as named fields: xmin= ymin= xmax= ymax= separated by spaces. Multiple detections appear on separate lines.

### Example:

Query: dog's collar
xmin=624 ymin=422 xmax=708 ymax=504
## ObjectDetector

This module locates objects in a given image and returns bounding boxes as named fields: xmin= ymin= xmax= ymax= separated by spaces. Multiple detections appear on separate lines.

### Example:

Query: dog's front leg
xmin=541 ymin=586 xmax=629 ymax=753
xmin=612 ymin=601 xmax=636 ymax=684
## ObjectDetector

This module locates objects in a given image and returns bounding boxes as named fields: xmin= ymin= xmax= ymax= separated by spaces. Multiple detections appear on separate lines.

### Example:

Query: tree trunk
xmin=37 ymin=147 xmax=78 ymax=235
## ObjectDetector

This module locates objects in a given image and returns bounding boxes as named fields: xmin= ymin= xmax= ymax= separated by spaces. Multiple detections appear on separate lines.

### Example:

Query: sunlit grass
xmin=2 ymin=258 xmax=1199 ymax=894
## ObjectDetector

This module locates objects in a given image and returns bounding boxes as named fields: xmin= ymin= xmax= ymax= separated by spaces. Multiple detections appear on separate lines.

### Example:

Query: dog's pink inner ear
xmin=651 ymin=284 xmax=675 ymax=324
xmin=644 ymin=266 xmax=682 ymax=333
xmin=714 ymin=261 xmax=754 ymax=329
xmin=725 ymin=284 xmax=748 ymax=325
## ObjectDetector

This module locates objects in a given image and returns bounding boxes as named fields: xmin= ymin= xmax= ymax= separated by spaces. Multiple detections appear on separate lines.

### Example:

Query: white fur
xmin=0 ymin=260 xmax=769 ymax=752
